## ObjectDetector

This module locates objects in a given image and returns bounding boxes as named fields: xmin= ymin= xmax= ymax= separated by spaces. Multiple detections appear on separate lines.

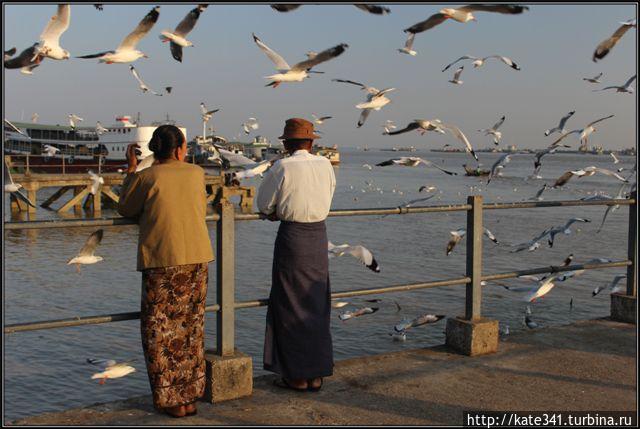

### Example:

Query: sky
xmin=3 ymin=3 xmax=638 ymax=150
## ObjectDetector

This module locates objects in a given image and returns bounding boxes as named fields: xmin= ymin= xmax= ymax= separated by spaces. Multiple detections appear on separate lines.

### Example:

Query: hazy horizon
xmin=3 ymin=3 xmax=637 ymax=149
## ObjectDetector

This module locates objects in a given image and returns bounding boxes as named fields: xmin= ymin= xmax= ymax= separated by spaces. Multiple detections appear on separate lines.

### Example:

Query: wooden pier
xmin=8 ymin=172 xmax=255 ymax=215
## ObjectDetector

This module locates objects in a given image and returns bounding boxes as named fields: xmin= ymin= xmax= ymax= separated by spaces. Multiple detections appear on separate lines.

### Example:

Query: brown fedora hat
xmin=278 ymin=117 xmax=321 ymax=140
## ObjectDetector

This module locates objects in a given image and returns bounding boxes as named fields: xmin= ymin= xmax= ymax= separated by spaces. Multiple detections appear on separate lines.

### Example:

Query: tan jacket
xmin=118 ymin=159 xmax=214 ymax=271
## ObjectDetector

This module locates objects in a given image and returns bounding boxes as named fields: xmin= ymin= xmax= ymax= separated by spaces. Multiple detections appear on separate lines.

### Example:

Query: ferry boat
xmin=4 ymin=116 xmax=187 ymax=173
xmin=312 ymin=144 xmax=340 ymax=165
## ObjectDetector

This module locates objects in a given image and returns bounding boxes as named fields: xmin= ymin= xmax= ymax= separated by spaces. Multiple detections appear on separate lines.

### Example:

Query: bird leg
xmin=106 ymin=61 xmax=113 ymax=65
xmin=76 ymin=264 xmax=81 ymax=274
xmin=99 ymin=378 xmax=106 ymax=385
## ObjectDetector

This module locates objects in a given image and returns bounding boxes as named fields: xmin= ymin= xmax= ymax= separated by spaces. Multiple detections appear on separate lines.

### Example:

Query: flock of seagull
xmin=4 ymin=4 xmax=637 ymax=381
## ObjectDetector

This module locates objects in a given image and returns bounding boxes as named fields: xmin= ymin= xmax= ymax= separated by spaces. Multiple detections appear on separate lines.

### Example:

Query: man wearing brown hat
xmin=257 ymin=118 xmax=336 ymax=392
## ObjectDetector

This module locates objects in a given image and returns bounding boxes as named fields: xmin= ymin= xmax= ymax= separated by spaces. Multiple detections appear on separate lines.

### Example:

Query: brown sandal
xmin=185 ymin=402 xmax=198 ymax=416
xmin=162 ymin=405 xmax=187 ymax=418
xmin=307 ymin=377 xmax=323 ymax=392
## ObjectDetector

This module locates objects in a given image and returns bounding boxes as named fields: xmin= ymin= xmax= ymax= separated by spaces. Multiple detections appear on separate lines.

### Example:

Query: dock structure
xmin=4 ymin=193 xmax=637 ymax=422
xmin=10 ymin=319 xmax=637 ymax=425
xmin=6 ymin=171 xmax=255 ymax=216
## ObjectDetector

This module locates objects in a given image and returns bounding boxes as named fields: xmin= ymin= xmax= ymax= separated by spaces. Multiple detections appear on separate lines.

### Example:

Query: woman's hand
xmin=126 ymin=143 xmax=139 ymax=174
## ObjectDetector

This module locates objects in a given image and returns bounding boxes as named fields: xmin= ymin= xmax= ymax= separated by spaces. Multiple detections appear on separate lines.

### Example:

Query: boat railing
xmin=4 ymin=193 xmax=636 ymax=358
xmin=6 ymin=153 xmax=108 ymax=175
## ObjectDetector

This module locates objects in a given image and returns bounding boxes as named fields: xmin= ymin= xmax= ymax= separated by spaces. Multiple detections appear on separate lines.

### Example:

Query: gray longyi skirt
xmin=263 ymin=220 xmax=334 ymax=380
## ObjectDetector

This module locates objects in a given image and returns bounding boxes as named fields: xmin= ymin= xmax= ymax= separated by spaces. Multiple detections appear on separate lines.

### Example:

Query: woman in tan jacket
xmin=118 ymin=125 xmax=213 ymax=418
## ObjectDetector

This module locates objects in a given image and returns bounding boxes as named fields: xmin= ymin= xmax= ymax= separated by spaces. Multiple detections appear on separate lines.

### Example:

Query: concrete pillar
xmin=204 ymin=349 xmax=253 ymax=403
xmin=610 ymin=293 xmax=636 ymax=324
xmin=446 ymin=317 xmax=499 ymax=356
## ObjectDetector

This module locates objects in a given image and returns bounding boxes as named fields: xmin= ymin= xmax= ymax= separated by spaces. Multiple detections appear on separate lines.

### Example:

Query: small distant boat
xmin=464 ymin=164 xmax=490 ymax=176
xmin=313 ymin=145 xmax=340 ymax=165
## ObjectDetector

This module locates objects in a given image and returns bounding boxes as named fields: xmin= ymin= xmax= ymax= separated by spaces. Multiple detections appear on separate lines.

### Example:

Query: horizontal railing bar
xmin=5 ymin=260 xmax=628 ymax=334
xmin=3 ymin=199 xmax=634 ymax=230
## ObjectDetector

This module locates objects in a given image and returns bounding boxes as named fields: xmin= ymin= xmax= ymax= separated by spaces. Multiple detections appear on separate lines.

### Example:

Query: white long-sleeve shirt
xmin=257 ymin=149 xmax=336 ymax=223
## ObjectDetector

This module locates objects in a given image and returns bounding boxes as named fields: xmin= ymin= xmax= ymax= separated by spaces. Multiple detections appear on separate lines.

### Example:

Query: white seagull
xmin=159 ymin=4 xmax=207 ymax=62
xmin=88 ymin=170 xmax=104 ymax=195
xmin=593 ymin=19 xmax=636 ymax=62
xmin=597 ymin=183 xmax=628 ymax=233
xmin=252 ymin=33 xmax=348 ymax=88
xmin=311 ymin=114 xmax=332 ymax=125
xmin=67 ymin=229 xmax=104 ymax=272
xmin=4 ymin=43 xmax=44 ymax=74
xmin=446 ymin=227 xmax=499 ymax=255
xmin=393 ymin=314 xmax=445 ymax=333
xmin=549 ymin=114 xmax=615 ymax=150
xmin=552 ymin=165 xmax=628 ymax=188
xmin=442 ymin=54 xmax=520 ymax=72
xmin=31 ymin=113 xmax=39 ymax=123
xmin=404 ymin=5 xmax=529 ymax=34
xmin=242 ymin=117 xmax=259 ymax=134
xmin=610 ymin=152 xmax=620 ymax=164
xmin=338 ymin=307 xmax=379 ymax=321
xmin=129 ymin=65 xmax=162 ymax=95
xmin=35 ymin=4 xmax=71 ymax=60
xmin=478 ymin=115 xmax=505 ymax=145
xmin=376 ymin=157 xmax=457 ymax=175
xmin=382 ymin=120 xmax=397 ymax=134
xmin=438 ymin=122 xmax=479 ymax=161
xmin=487 ymin=153 xmax=513 ymax=184
xmin=583 ymin=72 xmax=603 ymax=83
xmin=87 ymin=358 xmax=136 ymax=384
xmin=95 ymin=121 xmax=108 ymax=134
xmin=448 ymin=65 xmax=464 ymax=84
xmin=76 ymin=6 xmax=160 ymax=63
xmin=398 ymin=32 xmax=417 ymax=56
xmin=200 ymin=102 xmax=220 ymax=123
xmin=232 ymin=160 xmax=274 ymax=180
xmin=544 ymin=110 xmax=576 ymax=136
xmin=594 ymin=74 xmax=636 ymax=94
xmin=547 ymin=218 xmax=591 ymax=247
xmin=592 ymin=275 xmax=627 ymax=296
xmin=332 ymin=79 xmax=395 ymax=128
xmin=510 ymin=228 xmax=553 ymax=253
xmin=328 ymin=241 xmax=380 ymax=273
xmin=271 ymin=4 xmax=391 ymax=15
xmin=68 ymin=114 xmax=83 ymax=130
xmin=383 ymin=119 xmax=445 ymax=136
xmin=43 ymin=144 xmax=60 ymax=157
xmin=4 ymin=159 xmax=36 ymax=208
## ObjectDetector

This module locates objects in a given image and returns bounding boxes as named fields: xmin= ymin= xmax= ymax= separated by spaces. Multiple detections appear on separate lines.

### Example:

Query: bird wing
xmin=78 ymin=229 xmax=104 ymax=257
xmin=593 ymin=167 xmax=628 ymax=182
xmin=484 ymin=55 xmax=519 ymax=70
xmin=75 ymin=50 xmax=115 ymax=59
xmin=129 ymin=65 xmax=145 ymax=86
xmin=593 ymin=21 xmax=635 ymax=62
xmin=87 ymin=358 xmax=117 ymax=369
xmin=117 ymin=6 xmax=160 ymax=51
xmin=553 ymin=170 xmax=576 ymax=187
xmin=376 ymin=159 xmax=401 ymax=167
xmin=217 ymin=148 xmax=256 ymax=166
xmin=402 ymin=195 xmax=435 ymax=207
xmin=270 ymin=4 xmax=302 ymax=12
xmin=611 ymin=152 xmax=620 ymax=163
xmin=421 ymin=158 xmax=457 ymax=175
xmin=234 ymin=161 xmax=272 ymax=180
xmin=452 ymin=66 xmax=464 ymax=80
xmin=404 ymin=13 xmax=448 ymax=34
xmin=458 ymin=4 xmax=530 ymax=14
xmin=354 ymin=4 xmax=391 ymax=15
xmin=558 ymin=110 xmax=576 ymax=129
xmin=491 ymin=115 xmax=506 ymax=130
xmin=357 ymin=109 xmax=371 ymax=128
xmin=374 ymin=87 xmax=395 ymax=98
xmin=622 ymin=74 xmax=637 ymax=88
xmin=438 ymin=122 xmax=477 ymax=161
xmin=4 ymin=47 xmax=16 ymax=57
xmin=441 ymin=55 xmax=476 ymax=72
xmin=4 ymin=44 xmax=41 ymax=68
xmin=252 ymin=33 xmax=290 ymax=71
xmin=404 ymin=32 xmax=415 ymax=50
xmin=40 ymin=4 xmax=70 ymax=44
xmin=332 ymin=78 xmax=376 ymax=93
xmin=483 ymin=227 xmax=499 ymax=244
xmin=13 ymin=189 xmax=37 ymax=208
xmin=549 ymin=129 xmax=580 ymax=148
xmin=586 ymin=114 xmax=614 ymax=128
xmin=291 ymin=43 xmax=348 ymax=71
xmin=174 ymin=5 xmax=204 ymax=36
xmin=319 ymin=116 xmax=332 ymax=121
xmin=169 ymin=42 xmax=183 ymax=63
xmin=344 ymin=245 xmax=380 ymax=272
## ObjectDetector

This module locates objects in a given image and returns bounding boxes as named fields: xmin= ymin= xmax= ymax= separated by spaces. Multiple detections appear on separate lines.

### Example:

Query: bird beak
xmin=143 ymin=54 xmax=149 ymax=59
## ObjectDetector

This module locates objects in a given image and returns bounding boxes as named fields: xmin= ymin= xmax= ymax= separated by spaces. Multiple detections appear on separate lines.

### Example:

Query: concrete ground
xmin=11 ymin=318 xmax=637 ymax=426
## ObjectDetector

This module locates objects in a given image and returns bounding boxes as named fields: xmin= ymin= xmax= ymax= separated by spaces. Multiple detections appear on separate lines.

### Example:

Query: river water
xmin=3 ymin=148 xmax=635 ymax=421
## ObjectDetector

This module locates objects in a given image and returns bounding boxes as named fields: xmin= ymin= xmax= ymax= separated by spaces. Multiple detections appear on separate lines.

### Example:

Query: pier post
xmin=611 ymin=190 xmax=637 ymax=324
xmin=204 ymin=200 xmax=253 ymax=403
xmin=62 ymin=155 xmax=65 ymax=175
xmin=446 ymin=195 xmax=498 ymax=356
xmin=25 ymin=154 xmax=30 ymax=176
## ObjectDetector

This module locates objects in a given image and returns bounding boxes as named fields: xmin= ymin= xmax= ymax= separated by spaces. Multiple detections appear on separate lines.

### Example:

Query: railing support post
xmin=465 ymin=195 xmax=483 ymax=320
xmin=62 ymin=154 xmax=65 ymax=175
xmin=205 ymin=199 xmax=253 ymax=403
xmin=25 ymin=154 xmax=30 ymax=176
xmin=611 ymin=190 xmax=637 ymax=324
xmin=445 ymin=195 xmax=498 ymax=356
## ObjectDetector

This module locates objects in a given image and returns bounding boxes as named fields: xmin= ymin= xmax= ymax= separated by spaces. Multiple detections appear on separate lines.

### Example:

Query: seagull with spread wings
xmin=583 ymin=72 xmax=603 ymax=83
xmin=376 ymin=156 xmax=457 ymax=176
xmin=87 ymin=358 xmax=136 ymax=384
xmin=478 ymin=115 xmax=505 ymax=145
xmin=593 ymin=18 xmax=636 ymax=62
xmin=446 ymin=227 xmax=499 ymax=255
xmin=383 ymin=119 xmax=445 ymax=136
xmin=4 ymin=159 xmax=36 ymax=209
xmin=404 ymin=4 xmax=529 ymax=35
xmin=159 ymin=4 xmax=207 ymax=62
xmin=328 ymin=241 xmax=380 ymax=273
xmin=442 ymin=54 xmax=519 ymax=72
xmin=312 ymin=114 xmax=332 ymax=125
xmin=35 ymin=4 xmax=71 ymax=60
xmin=544 ymin=110 xmax=576 ymax=136
xmin=67 ymin=229 xmax=104 ymax=272
xmin=553 ymin=165 xmax=628 ymax=188
xmin=593 ymin=74 xmax=636 ymax=94
xmin=398 ymin=32 xmax=417 ymax=56
xmin=332 ymin=79 xmax=394 ymax=127
xmin=129 ymin=65 xmax=162 ymax=96
xmin=4 ymin=43 xmax=44 ymax=74
xmin=448 ymin=66 xmax=464 ymax=84
xmin=547 ymin=218 xmax=591 ymax=247
xmin=253 ymin=33 xmax=348 ymax=88
xmin=76 ymin=6 xmax=160 ymax=63
xmin=271 ymin=4 xmax=390 ymax=15
xmin=548 ymin=114 xmax=615 ymax=150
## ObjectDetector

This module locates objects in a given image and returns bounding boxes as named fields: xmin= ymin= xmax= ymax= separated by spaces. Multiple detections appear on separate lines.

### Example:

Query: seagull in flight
xmin=478 ymin=115 xmax=505 ymax=145
xmin=446 ymin=227 xmax=499 ymax=255
xmin=544 ymin=110 xmax=576 ymax=136
xmin=68 ymin=114 xmax=83 ymax=130
xmin=487 ymin=153 xmax=513 ymax=184
xmin=547 ymin=218 xmax=590 ymax=247
xmin=159 ymin=4 xmax=207 ymax=62
xmin=328 ymin=241 xmax=380 ymax=272
xmin=67 ymin=229 xmax=104 ymax=273
xmin=383 ymin=119 xmax=445 ymax=136
xmin=332 ymin=79 xmax=395 ymax=127
xmin=448 ymin=65 xmax=464 ymax=84
xmin=129 ymin=66 xmax=162 ymax=95
xmin=43 ymin=144 xmax=60 ymax=157
xmin=593 ymin=18 xmax=636 ymax=62
xmin=398 ymin=32 xmax=417 ymax=56
xmin=242 ymin=117 xmax=259 ymax=134
xmin=87 ymin=358 xmax=136 ymax=384
xmin=593 ymin=74 xmax=636 ymax=94
xmin=271 ymin=4 xmax=391 ymax=15
xmin=88 ymin=170 xmax=104 ymax=195
xmin=376 ymin=157 xmax=457 ymax=176
xmin=76 ymin=6 xmax=160 ymax=63
xmin=4 ymin=43 xmax=44 ymax=74
xmin=592 ymin=275 xmax=626 ymax=296
xmin=312 ymin=114 xmax=332 ymax=125
xmin=4 ymin=159 xmax=36 ymax=208
xmin=583 ymin=72 xmax=603 ymax=83
xmin=35 ymin=4 xmax=71 ymax=61
xmin=548 ymin=114 xmax=614 ymax=150
xmin=441 ymin=55 xmax=520 ymax=72
xmin=552 ymin=165 xmax=628 ymax=188
xmin=253 ymin=33 xmax=348 ymax=88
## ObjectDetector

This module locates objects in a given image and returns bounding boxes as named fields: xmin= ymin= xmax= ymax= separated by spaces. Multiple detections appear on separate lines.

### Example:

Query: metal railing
xmin=3 ymin=193 xmax=637 ymax=358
